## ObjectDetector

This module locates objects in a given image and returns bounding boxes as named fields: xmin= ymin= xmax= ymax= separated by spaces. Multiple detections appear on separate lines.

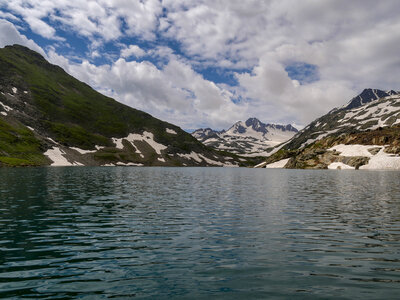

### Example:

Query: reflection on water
xmin=0 ymin=167 xmax=400 ymax=299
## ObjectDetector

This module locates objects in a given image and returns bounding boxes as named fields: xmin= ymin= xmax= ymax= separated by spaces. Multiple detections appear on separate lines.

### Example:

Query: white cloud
xmin=0 ymin=11 xmax=20 ymax=21
xmin=2 ymin=0 xmax=400 ymax=130
xmin=3 ymin=0 xmax=162 ymax=42
xmin=121 ymin=45 xmax=146 ymax=58
xmin=0 ymin=19 xmax=45 ymax=55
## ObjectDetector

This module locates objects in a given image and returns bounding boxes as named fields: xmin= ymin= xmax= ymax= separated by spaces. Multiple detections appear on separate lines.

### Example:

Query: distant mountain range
xmin=0 ymin=45 xmax=252 ymax=167
xmin=192 ymin=118 xmax=298 ymax=156
xmin=258 ymin=88 xmax=400 ymax=170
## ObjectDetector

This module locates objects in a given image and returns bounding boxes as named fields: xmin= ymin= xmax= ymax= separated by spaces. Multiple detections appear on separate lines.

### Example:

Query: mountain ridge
xmin=258 ymin=88 xmax=400 ymax=169
xmin=192 ymin=118 xmax=298 ymax=156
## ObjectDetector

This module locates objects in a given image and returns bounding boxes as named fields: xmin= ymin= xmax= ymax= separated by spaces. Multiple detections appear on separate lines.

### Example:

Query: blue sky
xmin=1 ymin=1 xmax=400 ymax=130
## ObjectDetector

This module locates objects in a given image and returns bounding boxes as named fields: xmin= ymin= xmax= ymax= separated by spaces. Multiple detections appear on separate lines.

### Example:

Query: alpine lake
xmin=1 ymin=167 xmax=399 ymax=299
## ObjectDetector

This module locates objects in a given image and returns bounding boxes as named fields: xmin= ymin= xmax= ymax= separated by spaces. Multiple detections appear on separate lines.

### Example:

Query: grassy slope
xmin=0 ymin=118 xmax=47 ymax=166
xmin=0 ymin=45 xmax=208 ymax=164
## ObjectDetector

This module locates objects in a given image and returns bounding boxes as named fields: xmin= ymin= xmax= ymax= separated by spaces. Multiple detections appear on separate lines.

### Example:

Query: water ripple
xmin=0 ymin=167 xmax=399 ymax=299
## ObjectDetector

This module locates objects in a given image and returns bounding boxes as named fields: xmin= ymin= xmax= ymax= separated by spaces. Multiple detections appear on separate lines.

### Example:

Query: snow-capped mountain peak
xmin=345 ymin=88 xmax=393 ymax=109
xmin=192 ymin=118 xmax=298 ymax=156
xmin=281 ymin=89 xmax=400 ymax=150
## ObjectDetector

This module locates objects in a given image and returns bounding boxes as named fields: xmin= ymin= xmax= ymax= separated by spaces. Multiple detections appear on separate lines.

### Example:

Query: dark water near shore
xmin=1 ymin=167 xmax=400 ymax=299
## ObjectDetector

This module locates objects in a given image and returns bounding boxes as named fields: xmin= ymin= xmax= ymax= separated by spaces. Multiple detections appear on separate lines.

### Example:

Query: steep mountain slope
xmin=0 ymin=44 xmax=245 ymax=167
xmin=192 ymin=118 xmax=298 ymax=156
xmin=259 ymin=89 xmax=400 ymax=169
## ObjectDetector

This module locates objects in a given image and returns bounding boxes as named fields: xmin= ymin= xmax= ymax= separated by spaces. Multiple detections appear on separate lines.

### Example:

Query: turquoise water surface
xmin=0 ymin=167 xmax=399 ymax=299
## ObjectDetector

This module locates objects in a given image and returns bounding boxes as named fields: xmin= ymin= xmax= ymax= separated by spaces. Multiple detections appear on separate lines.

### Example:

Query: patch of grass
xmin=0 ymin=156 xmax=36 ymax=166
xmin=0 ymin=118 xmax=47 ymax=166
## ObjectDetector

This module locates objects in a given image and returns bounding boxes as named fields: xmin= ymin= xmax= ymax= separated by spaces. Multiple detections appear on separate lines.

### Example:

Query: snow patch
xmin=327 ymin=144 xmax=400 ymax=170
xmin=27 ymin=126 xmax=34 ymax=131
xmin=300 ymin=138 xmax=317 ymax=148
xmin=47 ymin=137 xmax=59 ymax=145
xmin=1 ymin=111 xmax=7 ymax=116
xmin=112 ymin=131 xmax=167 ymax=155
xmin=24 ymin=91 xmax=28 ymax=94
xmin=115 ymin=162 xmax=143 ymax=166
xmin=198 ymin=154 xmax=224 ymax=166
xmin=359 ymin=148 xmax=400 ymax=170
xmin=12 ymin=87 xmax=17 ymax=94
xmin=157 ymin=157 xmax=166 ymax=162
xmin=0 ymin=101 xmax=13 ymax=111
xmin=166 ymin=128 xmax=177 ymax=134
xmin=44 ymin=147 xmax=80 ymax=166
xmin=177 ymin=152 xmax=202 ymax=163
xmin=266 ymin=158 xmax=290 ymax=168
xmin=328 ymin=162 xmax=355 ymax=170
xmin=328 ymin=144 xmax=382 ymax=157
xmin=70 ymin=147 xmax=97 ymax=154
xmin=254 ymin=161 xmax=268 ymax=168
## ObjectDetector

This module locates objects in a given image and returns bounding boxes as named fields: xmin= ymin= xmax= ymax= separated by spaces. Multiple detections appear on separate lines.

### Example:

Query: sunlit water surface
xmin=1 ymin=167 xmax=400 ymax=299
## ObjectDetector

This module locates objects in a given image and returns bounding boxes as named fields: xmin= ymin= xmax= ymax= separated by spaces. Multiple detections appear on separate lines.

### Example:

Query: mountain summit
xmin=192 ymin=118 xmax=297 ymax=156
xmin=0 ymin=45 xmax=244 ymax=167
xmin=344 ymin=88 xmax=397 ymax=110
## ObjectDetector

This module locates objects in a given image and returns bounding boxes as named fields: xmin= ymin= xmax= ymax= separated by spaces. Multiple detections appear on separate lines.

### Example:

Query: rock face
xmin=262 ymin=89 xmax=400 ymax=170
xmin=0 ymin=44 xmax=246 ymax=167
xmin=192 ymin=118 xmax=298 ymax=156
xmin=344 ymin=88 xmax=396 ymax=110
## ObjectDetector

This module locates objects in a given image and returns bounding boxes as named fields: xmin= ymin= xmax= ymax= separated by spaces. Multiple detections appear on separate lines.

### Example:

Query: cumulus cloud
xmin=0 ymin=19 xmax=45 ymax=55
xmin=3 ymin=0 xmax=162 ymax=42
xmin=121 ymin=45 xmax=146 ymax=58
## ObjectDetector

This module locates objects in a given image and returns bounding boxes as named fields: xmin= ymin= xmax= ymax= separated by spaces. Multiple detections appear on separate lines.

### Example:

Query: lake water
xmin=0 ymin=167 xmax=400 ymax=299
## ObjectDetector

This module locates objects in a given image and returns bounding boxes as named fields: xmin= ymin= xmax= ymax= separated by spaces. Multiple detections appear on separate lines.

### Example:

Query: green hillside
xmin=0 ymin=45 xmax=255 ymax=167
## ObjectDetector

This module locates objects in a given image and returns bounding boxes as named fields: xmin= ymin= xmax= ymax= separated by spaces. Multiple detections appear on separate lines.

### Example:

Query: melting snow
xmin=328 ymin=162 xmax=355 ymax=170
xmin=254 ymin=161 xmax=268 ymax=168
xmin=328 ymin=144 xmax=400 ymax=170
xmin=198 ymin=154 xmax=224 ymax=166
xmin=1 ymin=111 xmax=7 ymax=116
xmin=328 ymin=144 xmax=381 ymax=157
xmin=0 ymin=101 xmax=13 ymax=111
xmin=112 ymin=131 xmax=167 ymax=155
xmin=177 ymin=152 xmax=202 ymax=163
xmin=300 ymin=138 xmax=317 ymax=148
xmin=176 ymin=152 xmax=236 ymax=166
xmin=70 ymin=147 xmax=97 ymax=154
xmin=166 ymin=128 xmax=177 ymax=134
xmin=12 ymin=87 xmax=17 ymax=94
xmin=47 ymin=137 xmax=59 ymax=145
xmin=44 ymin=147 xmax=79 ymax=166
xmin=266 ymin=158 xmax=290 ymax=168
xmin=27 ymin=126 xmax=34 ymax=131
xmin=359 ymin=148 xmax=400 ymax=170
xmin=115 ymin=162 xmax=143 ymax=166
xmin=158 ymin=157 xmax=166 ymax=162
